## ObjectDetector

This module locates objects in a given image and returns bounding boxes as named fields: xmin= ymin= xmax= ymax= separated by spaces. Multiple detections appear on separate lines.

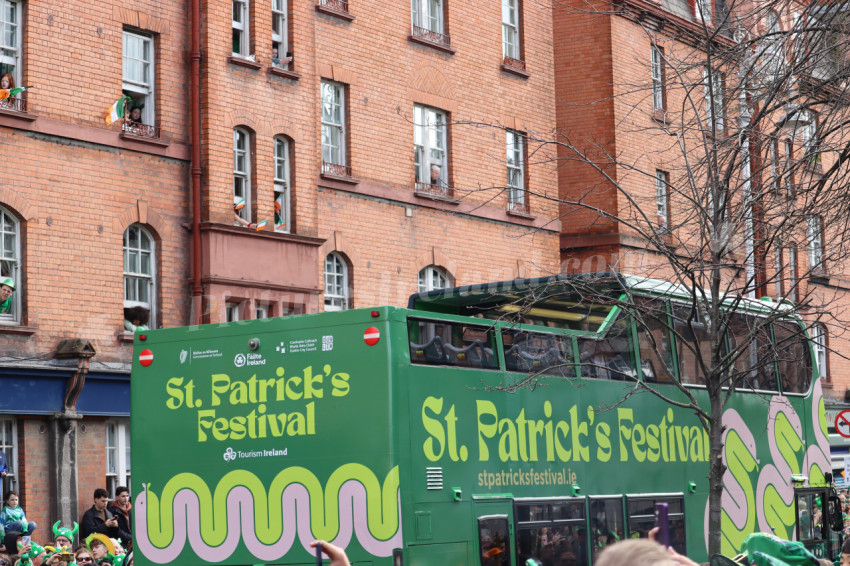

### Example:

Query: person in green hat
xmin=0 ymin=278 xmax=14 ymax=314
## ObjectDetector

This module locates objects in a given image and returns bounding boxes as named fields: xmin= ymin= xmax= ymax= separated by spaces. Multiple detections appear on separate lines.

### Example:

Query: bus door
xmin=474 ymin=498 xmax=515 ymax=566
xmin=796 ymin=487 xmax=840 ymax=560
xmin=515 ymin=498 xmax=589 ymax=566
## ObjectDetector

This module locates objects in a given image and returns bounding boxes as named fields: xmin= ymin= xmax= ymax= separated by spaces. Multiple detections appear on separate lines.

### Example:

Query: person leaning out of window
xmin=0 ymin=279 xmax=15 ymax=314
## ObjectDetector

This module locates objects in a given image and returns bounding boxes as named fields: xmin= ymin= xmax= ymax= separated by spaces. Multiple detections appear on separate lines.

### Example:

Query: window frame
xmin=122 ymin=30 xmax=155 ymax=126
xmin=414 ymin=104 xmax=448 ymax=188
xmin=774 ymin=247 xmax=784 ymax=298
xmin=232 ymin=0 xmax=250 ymax=57
xmin=782 ymin=138 xmax=794 ymax=198
xmin=695 ymin=0 xmax=712 ymax=26
xmin=271 ymin=0 xmax=288 ymax=56
xmin=105 ymin=419 xmax=131 ymax=497
xmin=412 ymin=0 xmax=444 ymax=36
xmin=506 ymin=129 xmax=526 ymax=211
xmin=0 ymin=207 xmax=20 ymax=324
xmin=0 ymin=1 xmax=20 ymax=88
xmin=123 ymin=224 xmax=156 ymax=329
xmin=655 ymin=170 xmax=670 ymax=231
xmin=233 ymin=128 xmax=251 ymax=224
xmin=502 ymin=0 xmax=521 ymax=61
xmin=807 ymin=215 xmax=824 ymax=272
xmin=274 ymin=135 xmax=291 ymax=233
xmin=704 ymin=67 xmax=724 ymax=133
xmin=788 ymin=246 xmax=798 ymax=303
xmin=651 ymin=44 xmax=665 ymax=114
xmin=418 ymin=266 xmax=450 ymax=293
xmin=320 ymin=80 xmax=346 ymax=171
xmin=225 ymin=302 xmax=242 ymax=322
xmin=324 ymin=252 xmax=350 ymax=311
xmin=812 ymin=323 xmax=828 ymax=381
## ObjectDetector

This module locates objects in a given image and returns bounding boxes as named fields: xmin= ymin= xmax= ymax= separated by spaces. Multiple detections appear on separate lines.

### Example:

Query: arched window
xmin=233 ymin=128 xmax=251 ymax=225
xmin=123 ymin=224 xmax=156 ymax=330
xmin=0 ymin=207 xmax=20 ymax=322
xmin=274 ymin=136 xmax=291 ymax=232
xmin=324 ymin=252 xmax=349 ymax=311
xmin=418 ymin=265 xmax=450 ymax=293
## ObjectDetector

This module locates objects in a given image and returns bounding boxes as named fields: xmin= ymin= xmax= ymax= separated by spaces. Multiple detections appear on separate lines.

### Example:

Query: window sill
xmin=414 ymin=186 xmax=459 ymax=204
xmin=0 ymin=105 xmax=35 ymax=122
xmin=119 ymin=131 xmax=171 ymax=148
xmin=320 ymin=171 xmax=359 ymax=185
xmin=506 ymin=208 xmax=535 ymax=219
xmin=269 ymin=66 xmax=301 ymax=80
xmin=315 ymin=3 xmax=355 ymax=21
xmin=228 ymin=55 xmax=262 ymax=71
xmin=117 ymin=332 xmax=135 ymax=344
xmin=651 ymin=109 xmax=667 ymax=125
xmin=408 ymin=34 xmax=456 ymax=55
xmin=0 ymin=324 xmax=36 ymax=336
xmin=501 ymin=62 xmax=530 ymax=79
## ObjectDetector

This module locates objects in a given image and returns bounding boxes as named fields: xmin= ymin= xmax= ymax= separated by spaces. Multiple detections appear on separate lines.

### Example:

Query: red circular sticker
xmin=363 ymin=327 xmax=380 ymax=346
xmin=139 ymin=349 xmax=154 ymax=367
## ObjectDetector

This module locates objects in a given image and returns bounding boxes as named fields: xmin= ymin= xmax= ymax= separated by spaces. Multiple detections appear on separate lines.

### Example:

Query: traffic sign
xmin=363 ymin=327 xmax=380 ymax=346
xmin=139 ymin=348 xmax=154 ymax=367
xmin=835 ymin=409 xmax=850 ymax=438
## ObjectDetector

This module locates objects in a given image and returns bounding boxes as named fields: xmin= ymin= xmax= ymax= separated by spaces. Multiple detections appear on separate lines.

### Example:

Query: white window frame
xmin=324 ymin=252 xmax=349 ymax=311
xmin=807 ymin=215 xmax=823 ymax=270
xmin=271 ymin=0 xmax=287 ymax=55
xmin=226 ymin=302 xmax=242 ymax=322
xmin=788 ymin=246 xmax=798 ymax=303
xmin=255 ymin=303 xmax=269 ymax=319
xmin=0 ymin=1 xmax=20 ymax=87
xmin=651 ymin=45 xmax=664 ymax=112
xmin=696 ymin=0 xmax=712 ymax=25
xmin=768 ymin=138 xmax=779 ymax=192
xmin=0 ymin=207 xmax=20 ymax=323
xmin=232 ymin=0 xmax=250 ymax=57
xmin=800 ymin=111 xmax=819 ymax=155
xmin=655 ymin=170 xmax=669 ymax=230
xmin=321 ymin=81 xmax=345 ymax=168
xmin=105 ymin=420 xmax=131 ymax=497
xmin=782 ymin=139 xmax=794 ymax=197
xmin=502 ymin=0 xmax=520 ymax=60
xmin=812 ymin=323 xmax=827 ymax=380
xmin=506 ymin=130 xmax=525 ymax=208
xmin=123 ymin=224 xmax=156 ymax=328
xmin=412 ymin=0 xmax=444 ymax=35
xmin=122 ymin=31 xmax=154 ymax=125
xmin=704 ymin=67 xmax=723 ymax=132
xmin=774 ymin=247 xmax=784 ymax=298
xmin=414 ymin=104 xmax=448 ymax=186
xmin=234 ymin=128 xmax=251 ymax=223
xmin=274 ymin=136 xmax=291 ymax=233
xmin=418 ymin=266 xmax=450 ymax=293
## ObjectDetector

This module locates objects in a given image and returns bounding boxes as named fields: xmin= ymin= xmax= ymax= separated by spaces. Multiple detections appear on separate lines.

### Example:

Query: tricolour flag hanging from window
xmin=104 ymin=95 xmax=130 ymax=125
xmin=255 ymin=220 xmax=268 ymax=231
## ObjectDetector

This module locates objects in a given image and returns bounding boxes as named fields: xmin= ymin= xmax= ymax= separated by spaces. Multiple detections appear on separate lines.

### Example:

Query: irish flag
xmin=255 ymin=220 xmax=268 ymax=231
xmin=105 ymin=95 xmax=130 ymax=125
xmin=0 ymin=86 xmax=28 ymax=100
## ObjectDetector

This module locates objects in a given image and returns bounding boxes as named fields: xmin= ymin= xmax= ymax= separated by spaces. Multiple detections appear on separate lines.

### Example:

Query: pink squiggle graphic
xmin=755 ymin=396 xmax=801 ymax=536
xmin=802 ymin=381 xmax=830 ymax=479
xmin=135 ymin=483 xmax=403 ymax=563
xmin=704 ymin=408 xmax=757 ymax=552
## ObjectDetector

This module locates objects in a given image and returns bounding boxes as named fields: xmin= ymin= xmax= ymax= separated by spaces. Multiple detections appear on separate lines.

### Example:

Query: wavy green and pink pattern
xmin=705 ymin=381 xmax=830 ymax=554
xmin=135 ymin=464 xmax=402 ymax=562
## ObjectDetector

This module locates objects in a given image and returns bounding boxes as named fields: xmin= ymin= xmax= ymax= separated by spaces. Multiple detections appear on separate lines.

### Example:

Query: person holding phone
xmin=309 ymin=541 xmax=350 ymax=566
xmin=80 ymin=490 xmax=119 ymax=541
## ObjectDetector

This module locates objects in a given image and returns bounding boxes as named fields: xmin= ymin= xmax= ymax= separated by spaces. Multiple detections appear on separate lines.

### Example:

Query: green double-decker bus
xmin=131 ymin=274 xmax=837 ymax=566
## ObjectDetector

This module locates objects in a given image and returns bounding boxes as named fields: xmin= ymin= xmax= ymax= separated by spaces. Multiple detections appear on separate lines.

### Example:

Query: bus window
xmin=726 ymin=314 xmax=778 ymax=392
xmin=408 ymin=318 xmax=498 ymax=369
xmin=632 ymin=297 xmax=676 ymax=384
xmin=478 ymin=516 xmax=511 ymax=566
xmin=501 ymin=330 xmax=576 ymax=378
xmin=589 ymin=498 xmax=625 ymax=563
xmin=515 ymin=499 xmax=587 ymax=566
xmin=774 ymin=322 xmax=812 ymax=394
xmin=797 ymin=490 xmax=829 ymax=559
xmin=578 ymin=321 xmax=635 ymax=381
xmin=671 ymin=304 xmax=711 ymax=386
xmin=626 ymin=495 xmax=686 ymax=556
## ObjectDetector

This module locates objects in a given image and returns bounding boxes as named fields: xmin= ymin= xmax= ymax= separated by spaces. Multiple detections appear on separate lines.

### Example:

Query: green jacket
xmin=0 ymin=296 xmax=11 ymax=313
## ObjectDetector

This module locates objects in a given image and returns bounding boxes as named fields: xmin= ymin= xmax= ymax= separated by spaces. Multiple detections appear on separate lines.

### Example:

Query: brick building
xmin=0 ymin=0 xmax=561 ymax=541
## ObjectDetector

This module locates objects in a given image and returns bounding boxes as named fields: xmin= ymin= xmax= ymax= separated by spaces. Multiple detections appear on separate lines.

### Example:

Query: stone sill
xmin=117 ymin=332 xmax=135 ymax=344
xmin=0 ymin=324 xmax=36 ymax=336
xmin=269 ymin=66 xmax=301 ymax=80
xmin=228 ymin=56 xmax=262 ymax=71
xmin=414 ymin=189 xmax=459 ymax=205
xmin=408 ymin=35 xmax=456 ymax=55
xmin=315 ymin=4 xmax=355 ymax=21
xmin=0 ymin=107 xmax=36 ymax=122
xmin=501 ymin=63 xmax=530 ymax=79
xmin=506 ymin=209 xmax=535 ymax=219
xmin=119 ymin=131 xmax=171 ymax=148
xmin=320 ymin=172 xmax=359 ymax=185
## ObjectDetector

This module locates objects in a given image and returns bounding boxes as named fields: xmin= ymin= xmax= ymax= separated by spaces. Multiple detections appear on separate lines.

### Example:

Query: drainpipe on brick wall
xmin=190 ymin=0 xmax=203 ymax=325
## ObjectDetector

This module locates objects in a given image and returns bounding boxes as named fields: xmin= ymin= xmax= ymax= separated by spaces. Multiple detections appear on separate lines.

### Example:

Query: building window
xmin=274 ymin=136 xmax=291 ymax=232
xmin=122 ymin=31 xmax=154 ymax=126
xmin=782 ymin=139 xmax=794 ymax=197
xmin=411 ymin=0 xmax=448 ymax=46
xmin=800 ymin=111 xmax=820 ymax=166
xmin=233 ymin=128 xmax=251 ymax=224
xmin=651 ymin=45 xmax=665 ymax=114
xmin=812 ymin=323 xmax=827 ymax=380
xmin=232 ymin=0 xmax=250 ymax=56
xmin=271 ymin=0 xmax=288 ymax=66
xmin=255 ymin=303 xmax=269 ymax=319
xmin=321 ymin=80 xmax=348 ymax=176
xmin=418 ymin=266 xmax=450 ymax=293
xmin=324 ymin=252 xmax=349 ymax=311
xmin=123 ymin=224 xmax=155 ymax=330
xmin=774 ymin=247 xmax=784 ymax=298
xmin=0 ymin=1 xmax=19 ymax=85
xmin=704 ymin=67 xmax=723 ymax=132
xmin=506 ymin=130 xmax=526 ymax=212
xmin=807 ymin=215 xmax=824 ymax=271
xmin=655 ymin=170 xmax=669 ymax=230
xmin=106 ymin=420 xmax=131 ymax=496
xmin=502 ymin=0 xmax=521 ymax=62
xmin=0 ymin=208 xmax=19 ymax=323
xmin=225 ymin=302 xmax=242 ymax=322
xmin=788 ymin=246 xmax=798 ymax=303
xmin=767 ymin=138 xmax=779 ymax=193
xmin=695 ymin=0 xmax=711 ymax=25
xmin=414 ymin=104 xmax=448 ymax=193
